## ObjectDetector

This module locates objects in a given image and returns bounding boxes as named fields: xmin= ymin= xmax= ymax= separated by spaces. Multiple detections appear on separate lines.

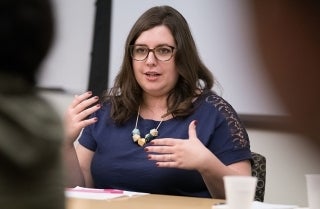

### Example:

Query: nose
xmin=145 ymin=50 xmax=157 ymax=64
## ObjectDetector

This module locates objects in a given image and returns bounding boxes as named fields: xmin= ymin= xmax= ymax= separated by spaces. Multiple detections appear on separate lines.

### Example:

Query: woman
xmin=64 ymin=5 xmax=251 ymax=199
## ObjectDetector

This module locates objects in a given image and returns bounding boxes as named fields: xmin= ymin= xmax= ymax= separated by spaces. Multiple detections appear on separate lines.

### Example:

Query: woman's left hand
xmin=145 ymin=120 xmax=213 ymax=171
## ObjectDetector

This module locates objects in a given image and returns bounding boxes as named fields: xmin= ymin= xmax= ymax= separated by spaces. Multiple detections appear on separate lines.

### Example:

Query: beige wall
xmin=40 ymin=91 xmax=320 ymax=207
xmin=248 ymin=129 xmax=320 ymax=206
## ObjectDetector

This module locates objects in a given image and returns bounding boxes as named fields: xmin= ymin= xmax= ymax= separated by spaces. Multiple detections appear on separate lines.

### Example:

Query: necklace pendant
xmin=132 ymin=106 xmax=164 ymax=147
xmin=137 ymin=138 xmax=146 ymax=146
xmin=150 ymin=128 xmax=158 ymax=137
xmin=145 ymin=133 xmax=154 ymax=143
xmin=132 ymin=128 xmax=140 ymax=135
xmin=132 ymin=134 xmax=140 ymax=142
xmin=132 ymin=128 xmax=141 ymax=143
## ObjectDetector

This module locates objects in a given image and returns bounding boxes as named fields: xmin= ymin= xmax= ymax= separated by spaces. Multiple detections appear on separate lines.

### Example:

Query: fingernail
xmin=194 ymin=120 xmax=198 ymax=126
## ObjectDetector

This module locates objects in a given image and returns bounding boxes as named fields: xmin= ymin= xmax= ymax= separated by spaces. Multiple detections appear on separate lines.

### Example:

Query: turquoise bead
xmin=132 ymin=128 xmax=140 ymax=135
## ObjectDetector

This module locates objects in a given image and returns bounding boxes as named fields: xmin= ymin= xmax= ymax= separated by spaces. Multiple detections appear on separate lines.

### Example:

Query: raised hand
xmin=64 ymin=91 xmax=101 ymax=145
xmin=145 ymin=120 xmax=212 ymax=171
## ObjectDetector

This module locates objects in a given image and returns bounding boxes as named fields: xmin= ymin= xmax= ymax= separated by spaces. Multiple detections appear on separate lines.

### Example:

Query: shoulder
xmin=198 ymin=90 xmax=250 ymax=149
xmin=198 ymin=90 xmax=239 ymax=119
xmin=0 ymin=92 xmax=63 ymax=166
xmin=88 ymin=101 xmax=114 ymax=127
xmin=0 ymin=92 xmax=62 ymax=127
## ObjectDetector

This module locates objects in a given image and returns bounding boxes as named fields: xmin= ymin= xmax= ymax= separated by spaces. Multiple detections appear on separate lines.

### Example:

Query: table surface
xmin=66 ymin=194 xmax=225 ymax=209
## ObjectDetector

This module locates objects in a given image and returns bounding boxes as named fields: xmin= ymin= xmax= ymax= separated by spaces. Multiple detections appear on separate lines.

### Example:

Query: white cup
xmin=306 ymin=174 xmax=320 ymax=209
xmin=223 ymin=176 xmax=257 ymax=209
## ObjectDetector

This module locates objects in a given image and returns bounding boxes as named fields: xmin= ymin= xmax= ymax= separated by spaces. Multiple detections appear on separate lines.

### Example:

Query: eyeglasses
xmin=130 ymin=45 xmax=175 ymax=61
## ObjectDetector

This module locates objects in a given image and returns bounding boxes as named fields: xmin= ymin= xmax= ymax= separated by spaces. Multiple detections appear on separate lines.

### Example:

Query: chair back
xmin=251 ymin=152 xmax=266 ymax=202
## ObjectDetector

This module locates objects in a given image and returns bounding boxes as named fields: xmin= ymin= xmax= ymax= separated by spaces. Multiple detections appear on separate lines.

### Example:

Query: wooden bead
xmin=150 ymin=128 xmax=158 ymax=137
xmin=132 ymin=134 xmax=140 ymax=142
xmin=137 ymin=138 xmax=146 ymax=146
xmin=132 ymin=106 xmax=164 ymax=146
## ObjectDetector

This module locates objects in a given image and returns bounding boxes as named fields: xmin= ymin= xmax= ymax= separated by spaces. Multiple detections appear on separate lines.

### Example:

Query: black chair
xmin=251 ymin=152 xmax=266 ymax=202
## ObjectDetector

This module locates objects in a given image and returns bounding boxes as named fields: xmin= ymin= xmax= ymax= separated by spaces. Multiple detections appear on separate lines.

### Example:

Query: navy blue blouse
xmin=78 ymin=90 xmax=251 ymax=198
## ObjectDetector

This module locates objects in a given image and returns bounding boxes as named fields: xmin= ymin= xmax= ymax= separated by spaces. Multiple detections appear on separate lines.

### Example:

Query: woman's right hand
xmin=64 ymin=91 xmax=101 ymax=146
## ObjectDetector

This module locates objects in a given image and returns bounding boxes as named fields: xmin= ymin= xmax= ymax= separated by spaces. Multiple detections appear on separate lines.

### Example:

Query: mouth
xmin=144 ymin=72 xmax=161 ymax=77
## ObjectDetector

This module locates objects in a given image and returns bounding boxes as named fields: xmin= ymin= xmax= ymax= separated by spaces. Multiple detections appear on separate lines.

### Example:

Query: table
xmin=66 ymin=194 xmax=224 ymax=209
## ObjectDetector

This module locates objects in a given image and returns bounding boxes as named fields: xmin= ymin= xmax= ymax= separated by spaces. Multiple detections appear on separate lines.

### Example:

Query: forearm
xmin=62 ymin=144 xmax=85 ymax=188
xmin=199 ymin=153 xmax=251 ymax=199
xmin=200 ymin=158 xmax=230 ymax=199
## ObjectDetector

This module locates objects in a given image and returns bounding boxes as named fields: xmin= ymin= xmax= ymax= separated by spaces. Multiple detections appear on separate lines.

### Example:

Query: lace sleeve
xmin=205 ymin=94 xmax=250 ymax=149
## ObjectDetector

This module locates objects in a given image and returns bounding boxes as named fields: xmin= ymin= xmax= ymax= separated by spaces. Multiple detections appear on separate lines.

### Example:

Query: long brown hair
xmin=103 ymin=5 xmax=214 ymax=124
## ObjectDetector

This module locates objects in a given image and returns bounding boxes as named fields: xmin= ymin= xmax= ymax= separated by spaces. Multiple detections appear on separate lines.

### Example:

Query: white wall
xmin=249 ymin=129 xmax=320 ymax=207
xmin=37 ymin=0 xmax=95 ymax=93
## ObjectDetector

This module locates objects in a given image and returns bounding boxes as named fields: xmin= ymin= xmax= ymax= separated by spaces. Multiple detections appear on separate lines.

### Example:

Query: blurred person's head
xmin=0 ymin=0 xmax=54 ymax=85
xmin=249 ymin=0 xmax=320 ymax=145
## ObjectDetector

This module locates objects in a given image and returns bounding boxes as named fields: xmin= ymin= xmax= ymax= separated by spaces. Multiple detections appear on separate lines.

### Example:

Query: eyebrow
xmin=133 ymin=43 xmax=175 ymax=48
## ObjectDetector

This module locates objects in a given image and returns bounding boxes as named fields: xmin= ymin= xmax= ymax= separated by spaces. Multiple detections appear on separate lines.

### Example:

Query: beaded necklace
xmin=131 ymin=106 xmax=164 ymax=146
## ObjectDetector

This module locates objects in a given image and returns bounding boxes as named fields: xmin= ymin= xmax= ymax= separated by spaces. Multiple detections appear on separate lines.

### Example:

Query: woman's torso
xmin=79 ymin=90 xmax=251 ymax=198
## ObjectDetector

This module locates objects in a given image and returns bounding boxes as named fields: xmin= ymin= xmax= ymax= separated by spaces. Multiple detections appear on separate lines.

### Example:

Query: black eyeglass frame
xmin=129 ymin=44 xmax=176 ymax=61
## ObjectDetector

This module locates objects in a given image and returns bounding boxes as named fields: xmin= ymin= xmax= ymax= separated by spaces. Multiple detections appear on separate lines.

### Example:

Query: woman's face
xmin=132 ymin=25 xmax=179 ymax=97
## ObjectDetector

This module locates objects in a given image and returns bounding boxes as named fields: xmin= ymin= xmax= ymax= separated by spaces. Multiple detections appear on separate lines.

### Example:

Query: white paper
xmin=212 ymin=201 xmax=299 ymax=209
xmin=65 ymin=186 xmax=148 ymax=200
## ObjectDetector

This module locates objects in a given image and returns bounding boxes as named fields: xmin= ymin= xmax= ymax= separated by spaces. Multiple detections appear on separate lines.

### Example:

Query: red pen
xmin=66 ymin=187 xmax=124 ymax=194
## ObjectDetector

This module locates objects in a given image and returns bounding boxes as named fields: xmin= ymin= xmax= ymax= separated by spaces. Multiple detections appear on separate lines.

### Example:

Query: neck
xmin=139 ymin=104 xmax=168 ymax=121
xmin=142 ymin=94 xmax=167 ymax=109
xmin=140 ymin=93 xmax=173 ymax=121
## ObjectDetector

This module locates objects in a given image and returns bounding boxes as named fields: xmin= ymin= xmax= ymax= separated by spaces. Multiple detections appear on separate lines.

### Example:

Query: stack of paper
xmin=65 ymin=186 xmax=148 ymax=200
xmin=213 ymin=201 xmax=299 ymax=209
